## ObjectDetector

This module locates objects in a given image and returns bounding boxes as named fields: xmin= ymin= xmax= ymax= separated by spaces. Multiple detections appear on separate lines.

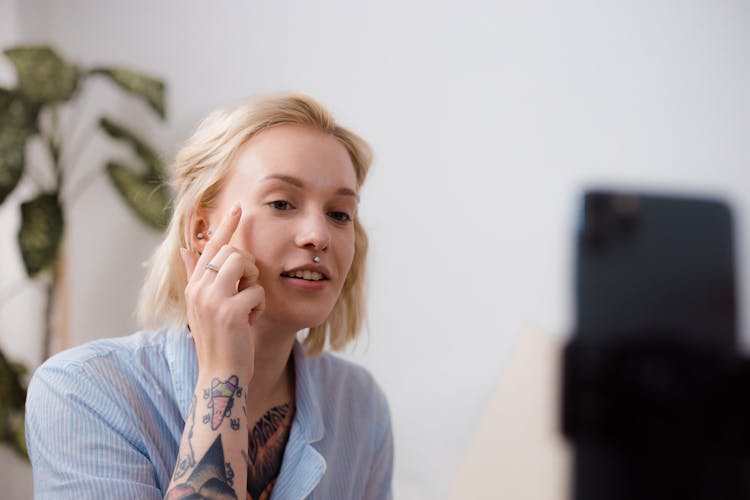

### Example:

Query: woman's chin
xmin=261 ymin=307 xmax=333 ymax=334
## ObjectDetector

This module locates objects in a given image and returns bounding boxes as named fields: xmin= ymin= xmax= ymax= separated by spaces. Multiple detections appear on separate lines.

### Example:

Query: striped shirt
xmin=25 ymin=327 xmax=393 ymax=499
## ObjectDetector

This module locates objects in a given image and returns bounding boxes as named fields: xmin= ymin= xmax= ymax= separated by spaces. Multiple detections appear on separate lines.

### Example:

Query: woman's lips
xmin=280 ymin=275 xmax=328 ymax=291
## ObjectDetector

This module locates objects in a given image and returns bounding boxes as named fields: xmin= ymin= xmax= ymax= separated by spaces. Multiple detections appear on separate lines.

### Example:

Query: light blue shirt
xmin=25 ymin=327 xmax=393 ymax=499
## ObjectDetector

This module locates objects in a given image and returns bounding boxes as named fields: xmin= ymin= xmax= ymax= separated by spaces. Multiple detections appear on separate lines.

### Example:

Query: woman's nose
xmin=295 ymin=213 xmax=331 ymax=251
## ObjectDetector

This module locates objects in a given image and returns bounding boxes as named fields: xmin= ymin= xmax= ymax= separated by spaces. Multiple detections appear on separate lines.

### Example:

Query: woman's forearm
xmin=165 ymin=372 xmax=248 ymax=499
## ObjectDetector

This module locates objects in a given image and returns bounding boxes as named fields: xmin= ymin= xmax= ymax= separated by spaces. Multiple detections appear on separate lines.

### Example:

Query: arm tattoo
xmin=166 ymin=435 xmax=237 ymax=500
xmin=247 ymin=403 xmax=293 ymax=499
xmin=202 ymin=375 xmax=239 ymax=430
xmin=173 ymin=395 xmax=197 ymax=480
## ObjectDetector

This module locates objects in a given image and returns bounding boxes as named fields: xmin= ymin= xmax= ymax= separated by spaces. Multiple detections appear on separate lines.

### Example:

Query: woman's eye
xmin=328 ymin=211 xmax=352 ymax=223
xmin=269 ymin=200 xmax=294 ymax=211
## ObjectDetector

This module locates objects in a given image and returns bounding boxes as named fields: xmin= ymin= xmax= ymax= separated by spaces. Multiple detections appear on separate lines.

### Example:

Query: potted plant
xmin=0 ymin=45 xmax=171 ymax=458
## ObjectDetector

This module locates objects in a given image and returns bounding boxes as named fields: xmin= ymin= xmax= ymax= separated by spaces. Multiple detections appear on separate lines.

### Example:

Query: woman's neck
xmin=245 ymin=320 xmax=297 ymax=417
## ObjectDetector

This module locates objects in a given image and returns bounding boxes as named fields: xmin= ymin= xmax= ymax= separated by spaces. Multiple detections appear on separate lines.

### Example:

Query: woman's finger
xmin=194 ymin=202 xmax=242 ymax=279
xmin=212 ymin=252 xmax=259 ymax=296
xmin=199 ymin=244 xmax=236 ymax=285
xmin=229 ymin=284 xmax=266 ymax=325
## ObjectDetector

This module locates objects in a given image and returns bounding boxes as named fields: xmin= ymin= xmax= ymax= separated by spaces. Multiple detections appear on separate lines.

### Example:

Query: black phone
xmin=575 ymin=190 xmax=737 ymax=351
xmin=563 ymin=190 xmax=747 ymax=500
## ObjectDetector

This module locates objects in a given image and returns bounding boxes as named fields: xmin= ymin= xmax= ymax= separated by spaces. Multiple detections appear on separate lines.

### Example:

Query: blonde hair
xmin=138 ymin=93 xmax=371 ymax=355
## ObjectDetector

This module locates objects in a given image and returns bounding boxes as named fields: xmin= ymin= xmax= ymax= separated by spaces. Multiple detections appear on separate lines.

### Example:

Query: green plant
xmin=0 ymin=350 xmax=27 ymax=458
xmin=0 ymin=45 xmax=171 ymax=458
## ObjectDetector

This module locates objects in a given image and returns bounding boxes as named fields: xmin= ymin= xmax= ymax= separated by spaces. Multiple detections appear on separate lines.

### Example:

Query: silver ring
xmin=205 ymin=263 xmax=220 ymax=272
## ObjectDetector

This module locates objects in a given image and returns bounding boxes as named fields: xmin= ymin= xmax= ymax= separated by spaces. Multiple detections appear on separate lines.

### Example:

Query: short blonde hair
xmin=138 ymin=93 xmax=372 ymax=355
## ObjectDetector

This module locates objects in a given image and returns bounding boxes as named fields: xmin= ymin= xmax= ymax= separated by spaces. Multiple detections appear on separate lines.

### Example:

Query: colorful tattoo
xmin=204 ymin=375 xmax=239 ymax=430
xmin=246 ymin=403 xmax=293 ymax=500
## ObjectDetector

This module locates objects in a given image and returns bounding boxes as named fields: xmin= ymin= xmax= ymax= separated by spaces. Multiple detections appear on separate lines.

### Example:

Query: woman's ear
xmin=191 ymin=209 xmax=211 ymax=254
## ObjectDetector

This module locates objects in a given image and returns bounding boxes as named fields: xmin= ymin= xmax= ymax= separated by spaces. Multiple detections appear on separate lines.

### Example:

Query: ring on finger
xmin=205 ymin=263 xmax=220 ymax=272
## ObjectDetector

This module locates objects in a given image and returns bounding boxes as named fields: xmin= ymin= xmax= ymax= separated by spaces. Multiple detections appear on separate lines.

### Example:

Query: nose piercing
xmin=313 ymin=256 xmax=320 ymax=263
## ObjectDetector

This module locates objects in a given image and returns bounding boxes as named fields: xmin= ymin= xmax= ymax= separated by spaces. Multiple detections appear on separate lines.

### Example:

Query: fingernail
xmin=229 ymin=202 xmax=240 ymax=216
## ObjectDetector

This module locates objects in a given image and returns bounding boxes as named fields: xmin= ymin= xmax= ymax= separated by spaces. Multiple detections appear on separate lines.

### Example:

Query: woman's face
xmin=199 ymin=124 xmax=358 ymax=333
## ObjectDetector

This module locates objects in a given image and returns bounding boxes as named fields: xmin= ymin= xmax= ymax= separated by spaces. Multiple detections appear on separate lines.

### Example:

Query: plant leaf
xmin=13 ymin=416 xmax=27 ymax=459
xmin=106 ymin=162 xmax=171 ymax=230
xmin=91 ymin=67 xmax=165 ymax=119
xmin=0 ymin=338 xmax=29 ymax=459
xmin=99 ymin=117 xmax=163 ymax=175
xmin=18 ymin=193 xmax=64 ymax=277
xmin=0 ymin=133 xmax=25 ymax=204
xmin=0 ymin=350 xmax=26 ymax=411
xmin=0 ymin=87 xmax=12 ymax=111
xmin=0 ymin=95 xmax=36 ymax=204
xmin=4 ymin=46 xmax=79 ymax=105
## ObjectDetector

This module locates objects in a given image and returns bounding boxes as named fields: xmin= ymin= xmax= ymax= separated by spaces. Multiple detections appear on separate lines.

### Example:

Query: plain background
xmin=1 ymin=1 xmax=750 ymax=498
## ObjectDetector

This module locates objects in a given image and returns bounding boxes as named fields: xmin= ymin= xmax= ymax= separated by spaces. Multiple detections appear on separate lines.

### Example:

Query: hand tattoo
xmin=205 ymin=375 xmax=239 ymax=430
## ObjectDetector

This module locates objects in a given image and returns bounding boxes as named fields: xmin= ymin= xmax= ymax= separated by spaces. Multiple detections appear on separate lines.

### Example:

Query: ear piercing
xmin=197 ymin=232 xmax=205 ymax=240
xmin=313 ymin=256 xmax=321 ymax=263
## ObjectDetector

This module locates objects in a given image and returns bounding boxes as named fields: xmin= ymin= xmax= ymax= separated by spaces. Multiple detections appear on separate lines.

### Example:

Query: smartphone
xmin=576 ymin=190 xmax=736 ymax=351
xmin=565 ymin=190 xmax=743 ymax=500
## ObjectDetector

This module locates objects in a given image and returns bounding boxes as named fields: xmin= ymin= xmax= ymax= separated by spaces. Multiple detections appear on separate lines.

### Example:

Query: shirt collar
xmin=275 ymin=341 xmax=327 ymax=498
xmin=291 ymin=340 xmax=325 ymax=443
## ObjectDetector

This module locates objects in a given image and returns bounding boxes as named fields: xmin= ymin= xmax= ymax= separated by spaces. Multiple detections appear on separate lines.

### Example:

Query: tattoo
xmin=173 ymin=395 xmax=197 ymax=480
xmin=205 ymin=375 xmax=239 ymax=430
xmin=246 ymin=403 xmax=293 ymax=500
xmin=166 ymin=435 xmax=237 ymax=499
xmin=231 ymin=418 xmax=240 ymax=431
xmin=225 ymin=462 xmax=234 ymax=487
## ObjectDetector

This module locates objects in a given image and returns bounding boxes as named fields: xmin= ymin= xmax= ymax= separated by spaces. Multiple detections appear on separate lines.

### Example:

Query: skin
xmin=165 ymin=124 xmax=358 ymax=499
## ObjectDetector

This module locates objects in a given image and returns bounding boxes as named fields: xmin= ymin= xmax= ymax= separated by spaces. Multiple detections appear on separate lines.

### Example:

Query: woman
xmin=25 ymin=94 xmax=393 ymax=499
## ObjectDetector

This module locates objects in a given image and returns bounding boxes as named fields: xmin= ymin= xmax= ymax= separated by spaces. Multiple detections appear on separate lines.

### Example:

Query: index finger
xmin=195 ymin=202 xmax=242 ymax=271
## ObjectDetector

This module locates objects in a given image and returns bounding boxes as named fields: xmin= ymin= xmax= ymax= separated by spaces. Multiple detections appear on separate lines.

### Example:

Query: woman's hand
xmin=179 ymin=202 xmax=264 ymax=385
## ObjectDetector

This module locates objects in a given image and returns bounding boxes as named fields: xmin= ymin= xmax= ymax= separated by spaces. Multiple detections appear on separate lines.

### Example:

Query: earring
xmin=197 ymin=232 xmax=205 ymax=240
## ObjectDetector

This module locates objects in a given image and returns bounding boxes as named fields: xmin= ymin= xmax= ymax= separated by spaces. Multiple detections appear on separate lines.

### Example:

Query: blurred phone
xmin=563 ymin=190 xmax=746 ymax=500
xmin=576 ymin=191 xmax=736 ymax=350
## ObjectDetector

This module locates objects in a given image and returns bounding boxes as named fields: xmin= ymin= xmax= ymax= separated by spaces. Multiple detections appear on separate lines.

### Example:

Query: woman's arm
xmin=164 ymin=373 xmax=248 ymax=499
xmin=26 ymin=358 xmax=166 ymax=499
xmin=165 ymin=203 xmax=263 ymax=499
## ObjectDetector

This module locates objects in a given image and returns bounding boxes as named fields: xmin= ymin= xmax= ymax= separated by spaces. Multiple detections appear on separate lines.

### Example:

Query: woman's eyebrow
xmin=260 ymin=173 xmax=357 ymax=197
xmin=260 ymin=174 xmax=304 ymax=188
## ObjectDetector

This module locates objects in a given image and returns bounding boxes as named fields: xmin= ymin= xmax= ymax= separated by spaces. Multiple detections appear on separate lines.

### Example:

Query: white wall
xmin=2 ymin=1 xmax=750 ymax=498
